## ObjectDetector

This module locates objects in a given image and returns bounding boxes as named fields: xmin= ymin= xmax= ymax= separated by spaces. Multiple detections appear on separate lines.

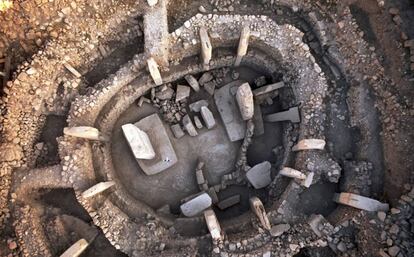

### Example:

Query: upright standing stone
xmin=182 ymin=115 xmax=198 ymax=136
xmin=81 ymin=181 xmax=116 ymax=199
xmin=279 ymin=167 xmax=307 ymax=180
xmin=60 ymin=239 xmax=89 ymax=257
xmin=333 ymin=192 xmax=389 ymax=212
xmin=236 ymin=83 xmax=254 ymax=120
xmin=185 ymin=75 xmax=200 ymax=92
xmin=200 ymin=106 xmax=216 ymax=129
xmin=64 ymin=126 xmax=108 ymax=141
xmin=180 ymin=193 xmax=212 ymax=217
xmin=199 ymin=27 xmax=212 ymax=68
xmin=253 ymin=103 xmax=265 ymax=136
xmin=122 ymin=124 xmax=156 ymax=160
xmin=204 ymin=209 xmax=223 ymax=241
xmin=264 ymin=107 xmax=300 ymax=123
xmin=250 ymin=197 xmax=271 ymax=230
xmin=217 ymin=195 xmax=241 ymax=210
xmin=147 ymin=57 xmax=163 ymax=86
xmin=253 ymin=82 xmax=285 ymax=97
xmin=246 ymin=161 xmax=272 ymax=189
xmin=235 ymin=26 xmax=250 ymax=66
xmin=292 ymin=139 xmax=326 ymax=151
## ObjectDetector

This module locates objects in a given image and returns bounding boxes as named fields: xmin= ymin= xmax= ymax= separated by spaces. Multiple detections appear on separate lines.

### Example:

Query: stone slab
xmin=292 ymin=139 xmax=325 ymax=151
xmin=198 ymin=72 xmax=213 ymax=86
xmin=194 ymin=116 xmax=204 ymax=129
xmin=246 ymin=161 xmax=272 ymax=189
xmin=134 ymin=113 xmax=178 ymax=175
xmin=253 ymin=82 xmax=285 ymax=97
xmin=189 ymin=100 xmax=209 ymax=112
xmin=180 ymin=193 xmax=212 ymax=217
xmin=200 ymin=106 xmax=216 ymax=129
xmin=217 ymin=195 xmax=240 ymax=210
xmin=122 ymin=124 xmax=156 ymax=160
xmin=176 ymin=85 xmax=191 ymax=102
xmin=82 ymin=181 xmax=115 ymax=199
xmin=250 ymin=196 xmax=271 ymax=230
xmin=279 ymin=167 xmax=306 ymax=180
xmin=60 ymin=238 xmax=89 ymax=257
xmin=204 ymin=209 xmax=222 ymax=240
xmin=170 ymin=124 xmax=185 ymax=139
xmin=185 ymin=75 xmax=200 ymax=92
xmin=182 ymin=114 xmax=198 ymax=136
xmin=270 ymin=224 xmax=290 ymax=237
xmin=264 ymin=107 xmax=300 ymax=123
xmin=147 ymin=57 xmax=163 ymax=85
xmin=64 ymin=126 xmax=107 ymax=141
xmin=333 ymin=192 xmax=389 ymax=212
xmin=253 ymin=103 xmax=264 ymax=136
xmin=236 ymin=83 xmax=254 ymax=120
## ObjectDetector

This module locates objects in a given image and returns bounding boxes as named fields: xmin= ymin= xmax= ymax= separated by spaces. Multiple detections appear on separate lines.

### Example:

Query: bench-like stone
xmin=185 ymin=75 xmax=200 ymax=92
xmin=236 ymin=83 xmax=254 ymax=120
xmin=176 ymin=85 xmax=191 ymax=102
xmin=204 ymin=209 xmax=222 ymax=240
xmin=292 ymin=139 xmax=326 ymax=151
xmin=253 ymin=82 xmax=285 ymax=97
xmin=333 ymin=192 xmax=390 ymax=212
xmin=122 ymin=124 xmax=156 ymax=160
xmin=189 ymin=100 xmax=209 ymax=112
xmin=60 ymin=238 xmax=89 ymax=257
xmin=264 ymin=107 xmax=300 ymax=123
xmin=82 ymin=181 xmax=116 ymax=199
xmin=180 ymin=193 xmax=212 ymax=217
xmin=250 ymin=197 xmax=271 ymax=230
xmin=246 ymin=161 xmax=272 ymax=189
xmin=200 ymin=106 xmax=216 ymax=129
xmin=182 ymin=115 xmax=198 ymax=136
xmin=64 ymin=126 xmax=108 ymax=141
xmin=217 ymin=195 xmax=240 ymax=210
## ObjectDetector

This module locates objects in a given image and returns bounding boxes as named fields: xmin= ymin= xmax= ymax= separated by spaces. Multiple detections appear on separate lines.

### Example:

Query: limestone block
xmin=236 ymin=83 xmax=254 ymax=120
xmin=264 ymin=107 xmax=300 ymax=123
xmin=204 ymin=209 xmax=222 ymax=241
xmin=270 ymin=224 xmax=290 ymax=237
xmin=64 ymin=126 xmax=108 ymax=141
xmin=198 ymin=72 xmax=213 ymax=86
xmin=147 ymin=0 xmax=158 ymax=6
xmin=253 ymin=82 xmax=285 ymax=97
xmin=279 ymin=167 xmax=306 ymax=180
xmin=246 ymin=161 xmax=272 ymax=189
xmin=333 ymin=192 xmax=389 ymax=212
xmin=235 ymin=26 xmax=250 ymax=66
xmin=81 ymin=181 xmax=115 ymax=199
xmin=60 ymin=239 xmax=89 ymax=257
xmin=194 ymin=116 xmax=204 ymax=129
xmin=292 ymin=139 xmax=326 ymax=151
xmin=182 ymin=115 xmax=198 ymax=136
xmin=199 ymin=27 xmax=212 ymax=66
xmin=200 ymin=106 xmax=216 ymax=129
xmin=250 ymin=196 xmax=271 ymax=230
xmin=147 ymin=57 xmax=163 ymax=85
xmin=122 ymin=124 xmax=156 ymax=160
xmin=170 ymin=124 xmax=185 ymax=139
xmin=189 ymin=100 xmax=209 ymax=112
xmin=176 ymin=85 xmax=191 ymax=102
xmin=185 ymin=75 xmax=200 ymax=92
xmin=180 ymin=193 xmax=212 ymax=217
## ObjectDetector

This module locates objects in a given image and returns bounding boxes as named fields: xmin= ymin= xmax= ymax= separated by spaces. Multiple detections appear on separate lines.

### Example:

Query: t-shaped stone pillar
xmin=199 ymin=27 xmax=212 ymax=68
xmin=235 ymin=26 xmax=250 ymax=66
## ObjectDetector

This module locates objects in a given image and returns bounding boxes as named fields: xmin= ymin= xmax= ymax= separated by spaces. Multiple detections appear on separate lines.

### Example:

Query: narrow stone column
xmin=204 ymin=209 xmax=223 ymax=241
xmin=236 ymin=83 xmax=254 ymax=120
xmin=199 ymin=27 xmax=212 ymax=68
xmin=144 ymin=0 xmax=169 ymax=66
xmin=82 ymin=181 xmax=116 ymax=199
xmin=235 ymin=26 xmax=250 ymax=66
xmin=147 ymin=57 xmax=163 ymax=86
xmin=249 ymin=196 xmax=271 ymax=230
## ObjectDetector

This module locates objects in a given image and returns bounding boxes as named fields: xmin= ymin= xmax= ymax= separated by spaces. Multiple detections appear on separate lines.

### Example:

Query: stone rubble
xmin=180 ymin=193 xmax=212 ymax=217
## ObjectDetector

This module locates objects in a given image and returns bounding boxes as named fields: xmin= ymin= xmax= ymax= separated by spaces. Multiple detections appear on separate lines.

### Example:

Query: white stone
xmin=122 ymin=124 xmax=156 ymax=160
xmin=204 ymin=209 xmax=222 ymax=240
xmin=81 ymin=181 xmax=115 ymax=198
xmin=292 ymin=139 xmax=325 ymax=151
xmin=147 ymin=57 xmax=163 ymax=86
xmin=301 ymin=172 xmax=314 ymax=188
xmin=264 ymin=107 xmax=300 ymax=123
xmin=250 ymin=197 xmax=271 ymax=230
xmin=199 ymin=27 xmax=212 ymax=66
xmin=64 ymin=126 xmax=107 ymax=141
xmin=270 ymin=224 xmax=290 ymax=237
xmin=253 ymin=82 xmax=285 ymax=96
xmin=60 ymin=239 xmax=89 ymax=257
xmin=334 ymin=192 xmax=390 ymax=212
xmin=246 ymin=161 xmax=272 ymax=189
xmin=236 ymin=83 xmax=254 ymax=120
xmin=180 ymin=193 xmax=212 ymax=217
xmin=189 ymin=100 xmax=209 ymax=112
xmin=184 ymin=75 xmax=200 ymax=92
xmin=200 ymin=106 xmax=216 ymax=129
xmin=279 ymin=167 xmax=306 ymax=180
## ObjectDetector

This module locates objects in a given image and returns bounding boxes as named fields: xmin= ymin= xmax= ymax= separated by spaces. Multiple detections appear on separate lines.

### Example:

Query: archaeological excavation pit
xmin=0 ymin=1 xmax=413 ymax=257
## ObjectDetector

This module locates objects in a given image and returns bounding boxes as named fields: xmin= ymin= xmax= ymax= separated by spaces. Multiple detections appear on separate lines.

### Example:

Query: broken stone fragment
xmin=236 ymin=83 xmax=254 ymax=120
xmin=200 ymin=106 xmax=216 ymax=129
xmin=155 ymin=85 xmax=174 ymax=100
xmin=180 ymin=193 xmax=212 ymax=217
xmin=308 ymin=214 xmax=334 ymax=237
xmin=253 ymin=82 xmax=285 ymax=97
xmin=270 ymin=224 xmax=291 ymax=237
xmin=60 ymin=238 xmax=89 ymax=257
xmin=333 ymin=192 xmax=389 ymax=212
xmin=64 ymin=126 xmax=108 ymax=141
xmin=250 ymin=196 xmax=271 ymax=230
xmin=147 ymin=57 xmax=163 ymax=86
xmin=235 ymin=26 xmax=250 ymax=66
xmin=184 ymin=75 xmax=200 ymax=92
xmin=279 ymin=167 xmax=307 ymax=180
xmin=175 ymin=85 xmax=191 ymax=102
xmin=122 ymin=124 xmax=156 ymax=160
xmin=182 ymin=114 xmax=198 ymax=136
xmin=292 ymin=139 xmax=326 ymax=151
xmin=81 ymin=181 xmax=116 ymax=199
xmin=189 ymin=100 xmax=208 ymax=112
xmin=301 ymin=172 xmax=314 ymax=188
xmin=264 ymin=107 xmax=300 ymax=123
xmin=217 ymin=195 xmax=240 ymax=210
xmin=198 ymin=72 xmax=213 ymax=86
xmin=199 ymin=27 xmax=212 ymax=67
xmin=204 ymin=209 xmax=222 ymax=241
xmin=63 ymin=62 xmax=82 ymax=78
xmin=194 ymin=116 xmax=203 ymax=129
xmin=170 ymin=124 xmax=185 ymax=139
xmin=246 ymin=161 xmax=272 ymax=189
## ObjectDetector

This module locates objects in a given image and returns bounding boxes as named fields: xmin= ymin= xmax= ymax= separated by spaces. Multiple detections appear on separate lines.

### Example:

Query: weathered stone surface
xmin=270 ymin=224 xmax=290 ymax=237
xmin=176 ymin=85 xmax=191 ymax=102
xmin=214 ymin=80 xmax=246 ymax=141
xmin=204 ymin=209 xmax=222 ymax=240
xmin=198 ymin=72 xmax=213 ymax=86
xmin=279 ymin=167 xmax=306 ymax=180
xmin=82 ymin=181 xmax=116 ymax=199
xmin=250 ymin=196 xmax=271 ymax=230
xmin=236 ymin=83 xmax=254 ymax=120
xmin=64 ymin=126 xmax=108 ymax=141
xmin=170 ymin=124 xmax=185 ymax=139
xmin=182 ymin=115 xmax=198 ymax=136
xmin=194 ymin=116 xmax=203 ymax=129
xmin=180 ymin=193 xmax=212 ymax=217
xmin=334 ymin=192 xmax=390 ymax=212
xmin=60 ymin=238 xmax=89 ymax=257
xmin=301 ymin=172 xmax=314 ymax=188
xmin=246 ymin=161 xmax=272 ymax=189
xmin=147 ymin=57 xmax=163 ymax=85
xmin=155 ymin=85 xmax=174 ymax=100
xmin=185 ymin=75 xmax=200 ymax=92
xmin=264 ymin=107 xmax=300 ymax=123
xmin=135 ymin=113 xmax=178 ymax=175
xmin=189 ymin=100 xmax=208 ymax=112
xmin=292 ymin=139 xmax=326 ymax=151
xmin=204 ymin=81 xmax=215 ymax=95
xmin=199 ymin=27 xmax=212 ymax=67
xmin=253 ymin=103 xmax=264 ymax=136
xmin=235 ymin=26 xmax=250 ymax=66
xmin=207 ymin=187 xmax=219 ymax=204
xmin=122 ymin=124 xmax=156 ymax=160
xmin=253 ymin=82 xmax=285 ymax=96
xmin=200 ymin=106 xmax=216 ymax=129
xmin=217 ymin=195 xmax=240 ymax=210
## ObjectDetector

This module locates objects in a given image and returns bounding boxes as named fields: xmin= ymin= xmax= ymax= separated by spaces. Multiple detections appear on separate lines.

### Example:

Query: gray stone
xmin=207 ymin=187 xmax=219 ymax=203
xmin=214 ymin=80 xmax=246 ymax=142
xmin=236 ymin=83 xmax=254 ymax=120
xmin=377 ymin=211 xmax=386 ymax=222
xmin=253 ymin=103 xmax=264 ymax=136
xmin=270 ymin=224 xmax=290 ymax=237
xmin=122 ymin=124 xmax=156 ymax=160
xmin=200 ymin=106 xmax=216 ymax=129
xmin=64 ymin=126 xmax=108 ymax=141
xmin=60 ymin=239 xmax=89 ymax=257
xmin=170 ymin=124 xmax=185 ymax=139
xmin=308 ymin=214 xmax=332 ymax=237
xmin=279 ymin=167 xmax=306 ymax=180
xmin=204 ymin=81 xmax=216 ymax=95
xmin=182 ymin=115 xmax=198 ymax=136
xmin=334 ymin=192 xmax=389 ymax=212
xmin=180 ymin=193 xmax=212 ymax=217
xmin=185 ymin=75 xmax=200 ymax=92
xmin=147 ymin=57 xmax=163 ymax=85
xmin=155 ymin=86 xmax=174 ymax=100
xmin=196 ymin=170 xmax=205 ymax=185
xmin=217 ymin=195 xmax=240 ymax=210
xmin=292 ymin=139 xmax=325 ymax=151
xmin=189 ymin=100 xmax=209 ymax=112
xmin=388 ymin=246 xmax=400 ymax=257
xmin=246 ymin=161 xmax=272 ymax=189
xmin=253 ymin=82 xmax=285 ymax=97
xmin=198 ymin=72 xmax=213 ymax=86
xmin=254 ymin=76 xmax=267 ymax=87
xmin=301 ymin=172 xmax=314 ymax=188
xmin=264 ymin=107 xmax=300 ymax=123
xmin=337 ymin=242 xmax=347 ymax=252
xmin=176 ymin=85 xmax=191 ymax=102
xmin=135 ymin=113 xmax=178 ymax=175
xmin=194 ymin=116 xmax=204 ymax=129
xmin=199 ymin=27 xmax=212 ymax=67
xmin=235 ymin=26 xmax=250 ymax=66
xmin=250 ymin=197 xmax=271 ymax=230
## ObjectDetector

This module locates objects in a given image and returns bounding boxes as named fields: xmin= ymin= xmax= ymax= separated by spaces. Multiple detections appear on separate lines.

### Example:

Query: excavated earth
xmin=0 ymin=0 xmax=413 ymax=257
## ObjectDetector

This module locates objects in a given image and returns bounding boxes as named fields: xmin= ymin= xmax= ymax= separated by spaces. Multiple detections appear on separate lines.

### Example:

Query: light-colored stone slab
xmin=194 ymin=116 xmax=203 ymax=129
xmin=246 ymin=161 xmax=272 ymax=189
xmin=236 ymin=83 xmax=254 ymax=120
xmin=180 ymin=193 xmax=212 ymax=217
xmin=217 ymin=195 xmax=240 ymax=210
xmin=196 ymin=169 xmax=205 ymax=185
xmin=279 ymin=167 xmax=306 ymax=180
xmin=170 ymin=124 xmax=185 ymax=139
xmin=308 ymin=214 xmax=332 ymax=237
xmin=64 ymin=126 xmax=108 ymax=141
xmin=198 ymin=72 xmax=213 ymax=86
xmin=147 ymin=57 xmax=162 ymax=85
xmin=264 ymin=107 xmax=300 ymax=123
xmin=333 ymin=192 xmax=389 ymax=212
xmin=182 ymin=114 xmax=198 ymax=136
xmin=250 ymin=196 xmax=271 ymax=230
xmin=135 ymin=113 xmax=178 ymax=175
xmin=200 ymin=106 xmax=216 ymax=129
xmin=235 ymin=26 xmax=250 ymax=66
xmin=122 ymin=124 xmax=156 ymax=160
xmin=292 ymin=139 xmax=326 ymax=151
xmin=270 ymin=224 xmax=290 ymax=237
xmin=189 ymin=100 xmax=209 ymax=112
xmin=204 ymin=209 xmax=222 ymax=240
xmin=199 ymin=27 xmax=212 ymax=67
xmin=60 ymin=238 xmax=89 ymax=257
xmin=185 ymin=75 xmax=200 ymax=92
xmin=63 ymin=62 xmax=82 ymax=78
xmin=82 ymin=181 xmax=115 ymax=199
xmin=253 ymin=82 xmax=285 ymax=97
xmin=176 ymin=85 xmax=191 ymax=102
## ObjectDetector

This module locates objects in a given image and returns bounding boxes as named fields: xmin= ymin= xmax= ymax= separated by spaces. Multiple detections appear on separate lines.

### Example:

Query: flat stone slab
xmin=176 ymin=85 xmax=191 ymax=102
xmin=134 ymin=113 xmax=178 ymax=175
xmin=200 ymin=106 xmax=216 ymax=129
xmin=180 ymin=193 xmax=212 ymax=217
xmin=334 ymin=192 xmax=389 ymax=212
xmin=292 ymin=139 xmax=325 ymax=151
xmin=64 ymin=126 xmax=107 ymax=141
xmin=217 ymin=194 xmax=240 ymax=210
xmin=246 ymin=161 xmax=272 ymax=189
xmin=189 ymin=99 xmax=209 ymax=112
xmin=214 ymin=80 xmax=246 ymax=142
xmin=253 ymin=82 xmax=285 ymax=97
xmin=185 ymin=75 xmax=200 ymax=92
xmin=264 ymin=107 xmax=300 ymax=123
xmin=122 ymin=124 xmax=156 ymax=160
xmin=82 ymin=181 xmax=115 ymax=199
xmin=170 ymin=124 xmax=185 ymax=139
xmin=308 ymin=214 xmax=334 ymax=237
xmin=60 ymin=238 xmax=89 ymax=257
xmin=182 ymin=114 xmax=198 ymax=136
xmin=270 ymin=224 xmax=290 ymax=237
xmin=253 ymin=103 xmax=264 ymax=136
xmin=236 ymin=83 xmax=254 ymax=120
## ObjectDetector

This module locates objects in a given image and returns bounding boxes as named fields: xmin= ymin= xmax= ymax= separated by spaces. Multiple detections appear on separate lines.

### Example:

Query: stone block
xmin=189 ymin=100 xmax=209 ymax=112
xmin=301 ymin=172 xmax=314 ymax=188
xmin=207 ymin=187 xmax=219 ymax=204
xmin=308 ymin=214 xmax=333 ymax=237
xmin=185 ymin=75 xmax=200 ymax=92
xmin=270 ymin=224 xmax=290 ymax=237
xmin=253 ymin=82 xmax=285 ymax=97
xmin=250 ymin=196 xmax=271 ymax=230
xmin=292 ymin=139 xmax=325 ymax=151
xmin=60 ymin=238 xmax=89 ymax=257
xmin=200 ymin=106 xmax=216 ymax=129
xmin=264 ymin=107 xmax=300 ymax=123
xmin=194 ymin=116 xmax=204 ymax=129
xmin=135 ymin=113 xmax=178 ymax=175
xmin=147 ymin=0 xmax=158 ymax=7
xmin=204 ymin=209 xmax=222 ymax=240
xmin=180 ymin=193 xmax=212 ymax=217
xmin=196 ymin=169 xmax=205 ymax=185
xmin=217 ymin=195 xmax=240 ymax=210
xmin=333 ymin=192 xmax=389 ymax=212
xmin=235 ymin=26 xmax=250 ymax=66
xmin=155 ymin=85 xmax=174 ymax=100
xmin=122 ymin=124 xmax=156 ymax=160
xmin=147 ymin=57 xmax=163 ymax=85
xmin=204 ymin=81 xmax=216 ymax=95
xmin=82 ymin=181 xmax=115 ymax=199
xmin=170 ymin=124 xmax=185 ymax=139
xmin=279 ymin=167 xmax=306 ymax=180
xmin=64 ymin=126 xmax=108 ymax=141
xmin=176 ymin=85 xmax=191 ymax=102
xmin=199 ymin=27 xmax=212 ymax=66
xmin=236 ymin=83 xmax=254 ymax=120
xmin=182 ymin=115 xmax=198 ymax=136
xmin=246 ymin=161 xmax=272 ymax=189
